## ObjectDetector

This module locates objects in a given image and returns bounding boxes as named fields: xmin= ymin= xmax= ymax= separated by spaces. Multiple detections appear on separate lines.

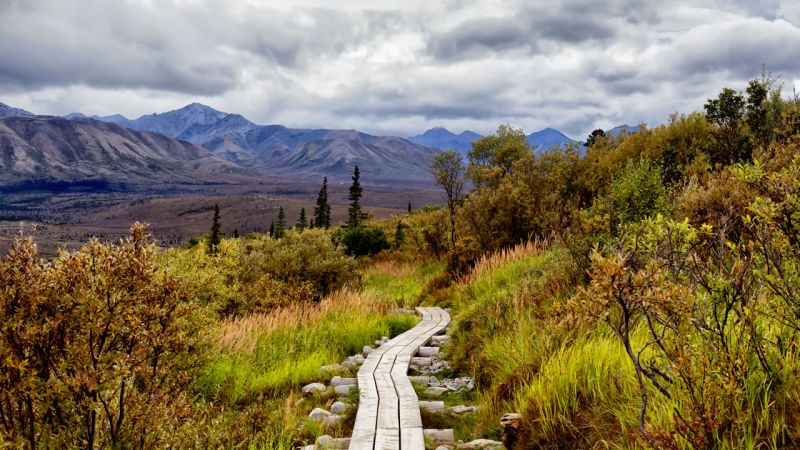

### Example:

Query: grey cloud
xmin=657 ymin=18 xmax=800 ymax=79
xmin=0 ymin=0 xmax=378 ymax=94
xmin=428 ymin=17 xmax=533 ymax=60
xmin=0 ymin=0 xmax=241 ymax=94
xmin=427 ymin=0 xmax=660 ymax=61
xmin=1 ymin=0 xmax=797 ymax=141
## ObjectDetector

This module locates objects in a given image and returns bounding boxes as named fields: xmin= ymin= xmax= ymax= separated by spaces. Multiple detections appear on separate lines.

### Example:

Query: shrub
xmin=240 ymin=229 xmax=358 ymax=304
xmin=0 ymin=223 xmax=208 ymax=448
xmin=337 ymin=225 xmax=391 ymax=257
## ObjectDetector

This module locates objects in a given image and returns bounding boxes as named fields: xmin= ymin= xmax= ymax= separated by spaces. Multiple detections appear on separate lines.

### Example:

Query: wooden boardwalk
xmin=349 ymin=307 xmax=450 ymax=450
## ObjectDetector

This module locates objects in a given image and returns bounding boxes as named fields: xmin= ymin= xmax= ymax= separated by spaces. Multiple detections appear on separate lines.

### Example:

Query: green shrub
xmin=337 ymin=225 xmax=391 ymax=257
xmin=240 ymin=229 xmax=358 ymax=303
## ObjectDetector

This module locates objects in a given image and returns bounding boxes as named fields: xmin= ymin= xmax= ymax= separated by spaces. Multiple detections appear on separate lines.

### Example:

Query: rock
xmin=294 ymin=397 xmax=307 ymax=408
xmin=308 ymin=407 xmax=331 ymax=422
xmin=375 ymin=340 xmax=383 ymax=346
xmin=330 ymin=376 xmax=357 ymax=387
xmin=458 ymin=439 xmax=504 ymax=449
xmin=353 ymin=354 xmax=365 ymax=364
xmin=443 ymin=377 xmax=475 ymax=392
xmin=500 ymin=413 xmax=523 ymax=449
xmin=424 ymin=387 xmax=449 ymax=397
xmin=316 ymin=435 xmax=351 ymax=449
xmin=335 ymin=384 xmax=358 ymax=396
xmin=331 ymin=401 xmax=348 ymax=415
xmin=302 ymin=382 xmax=327 ymax=397
xmin=424 ymin=429 xmax=455 ymax=447
xmin=323 ymin=414 xmax=344 ymax=428
xmin=435 ymin=447 xmax=451 ymax=450
xmin=302 ymin=445 xmax=315 ymax=450
xmin=320 ymin=364 xmax=340 ymax=375
xmin=431 ymin=335 xmax=451 ymax=345
xmin=381 ymin=336 xmax=390 ymax=344
xmin=448 ymin=405 xmax=478 ymax=416
xmin=411 ymin=356 xmax=433 ymax=366
xmin=417 ymin=346 xmax=440 ymax=357
xmin=420 ymin=400 xmax=445 ymax=414
xmin=363 ymin=345 xmax=374 ymax=355
xmin=341 ymin=359 xmax=358 ymax=369
xmin=409 ymin=375 xmax=433 ymax=385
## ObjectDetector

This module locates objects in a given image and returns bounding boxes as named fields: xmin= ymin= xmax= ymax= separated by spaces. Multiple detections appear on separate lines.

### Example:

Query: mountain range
xmin=1 ymin=100 xmax=643 ymax=188
xmin=61 ymin=103 xmax=438 ymax=185
xmin=408 ymin=126 xmax=576 ymax=156
xmin=407 ymin=124 xmax=645 ymax=156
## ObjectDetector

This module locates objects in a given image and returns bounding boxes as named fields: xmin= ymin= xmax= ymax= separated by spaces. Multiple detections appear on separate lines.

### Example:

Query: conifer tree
xmin=408 ymin=201 xmax=412 ymax=214
xmin=208 ymin=203 xmax=221 ymax=255
xmin=269 ymin=221 xmax=274 ymax=237
xmin=313 ymin=177 xmax=331 ymax=229
xmin=347 ymin=166 xmax=364 ymax=228
xmin=394 ymin=220 xmax=405 ymax=248
xmin=232 ymin=229 xmax=239 ymax=238
xmin=297 ymin=208 xmax=308 ymax=231
xmin=274 ymin=206 xmax=286 ymax=238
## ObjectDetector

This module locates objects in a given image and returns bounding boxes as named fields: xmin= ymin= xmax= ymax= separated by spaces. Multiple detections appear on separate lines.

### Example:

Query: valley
xmin=0 ymin=179 xmax=440 ymax=256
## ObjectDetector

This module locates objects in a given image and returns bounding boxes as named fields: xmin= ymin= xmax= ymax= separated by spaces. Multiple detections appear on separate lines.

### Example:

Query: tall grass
xmin=197 ymin=288 xmax=417 ymax=405
xmin=361 ymin=259 xmax=445 ymax=305
xmin=463 ymin=238 xmax=549 ymax=284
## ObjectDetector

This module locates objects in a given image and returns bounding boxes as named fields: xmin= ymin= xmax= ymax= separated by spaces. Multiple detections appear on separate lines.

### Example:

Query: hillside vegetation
xmin=2 ymin=72 xmax=800 ymax=448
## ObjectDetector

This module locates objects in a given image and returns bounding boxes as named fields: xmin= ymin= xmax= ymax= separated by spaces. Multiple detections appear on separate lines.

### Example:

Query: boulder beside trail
xmin=302 ymin=382 xmax=327 ymax=397
xmin=308 ymin=407 xmax=331 ymax=423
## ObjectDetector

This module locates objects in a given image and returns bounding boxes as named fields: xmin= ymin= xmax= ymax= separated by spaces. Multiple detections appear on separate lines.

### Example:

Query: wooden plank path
xmin=349 ymin=307 xmax=450 ymax=450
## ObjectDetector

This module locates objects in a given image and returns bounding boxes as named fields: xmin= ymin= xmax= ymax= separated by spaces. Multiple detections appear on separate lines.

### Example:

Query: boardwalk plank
xmin=349 ymin=307 xmax=450 ymax=450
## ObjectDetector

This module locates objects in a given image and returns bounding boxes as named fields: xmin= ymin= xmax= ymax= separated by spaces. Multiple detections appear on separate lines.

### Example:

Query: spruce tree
xmin=324 ymin=204 xmax=332 ymax=229
xmin=347 ymin=166 xmax=364 ymax=228
xmin=269 ymin=221 xmax=274 ymax=237
xmin=313 ymin=177 xmax=331 ymax=229
xmin=274 ymin=206 xmax=286 ymax=238
xmin=232 ymin=229 xmax=240 ymax=239
xmin=408 ymin=201 xmax=412 ymax=214
xmin=297 ymin=208 xmax=308 ymax=231
xmin=208 ymin=204 xmax=221 ymax=255
xmin=394 ymin=220 xmax=405 ymax=248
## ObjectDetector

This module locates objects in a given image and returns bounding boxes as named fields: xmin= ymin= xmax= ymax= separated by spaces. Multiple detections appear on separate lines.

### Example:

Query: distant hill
xmin=408 ymin=127 xmax=482 ymax=156
xmin=409 ymin=126 xmax=577 ymax=155
xmin=526 ymin=128 xmax=575 ymax=151
xmin=0 ymin=116 xmax=251 ymax=187
xmin=0 ymin=102 xmax=34 ymax=118
xmin=607 ymin=124 xmax=641 ymax=136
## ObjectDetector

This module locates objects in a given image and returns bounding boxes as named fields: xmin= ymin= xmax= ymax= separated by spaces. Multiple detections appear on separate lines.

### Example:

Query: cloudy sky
xmin=1 ymin=0 xmax=799 ymax=139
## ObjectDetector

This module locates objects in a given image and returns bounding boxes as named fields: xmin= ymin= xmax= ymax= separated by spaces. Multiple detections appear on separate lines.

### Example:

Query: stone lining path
xmin=349 ymin=307 xmax=451 ymax=450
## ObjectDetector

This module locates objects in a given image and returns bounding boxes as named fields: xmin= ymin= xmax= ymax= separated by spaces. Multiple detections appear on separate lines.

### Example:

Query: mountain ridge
xmin=0 ymin=115 xmax=252 ymax=187
xmin=0 ymin=102 xmax=34 ymax=118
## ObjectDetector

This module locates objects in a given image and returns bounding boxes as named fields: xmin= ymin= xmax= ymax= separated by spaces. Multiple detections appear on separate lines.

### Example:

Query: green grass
xmin=362 ymin=260 xmax=445 ymax=305
xmin=196 ymin=298 xmax=417 ymax=405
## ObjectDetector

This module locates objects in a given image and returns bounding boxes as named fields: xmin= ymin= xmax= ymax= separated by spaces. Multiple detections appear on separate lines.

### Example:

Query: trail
xmin=349 ymin=307 xmax=450 ymax=450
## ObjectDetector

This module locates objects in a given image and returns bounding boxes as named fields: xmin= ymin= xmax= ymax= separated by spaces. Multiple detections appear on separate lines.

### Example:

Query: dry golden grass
xmin=463 ymin=238 xmax=549 ymax=284
xmin=365 ymin=258 xmax=416 ymax=278
xmin=217 ymin=288 xmax=387 ymax=352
